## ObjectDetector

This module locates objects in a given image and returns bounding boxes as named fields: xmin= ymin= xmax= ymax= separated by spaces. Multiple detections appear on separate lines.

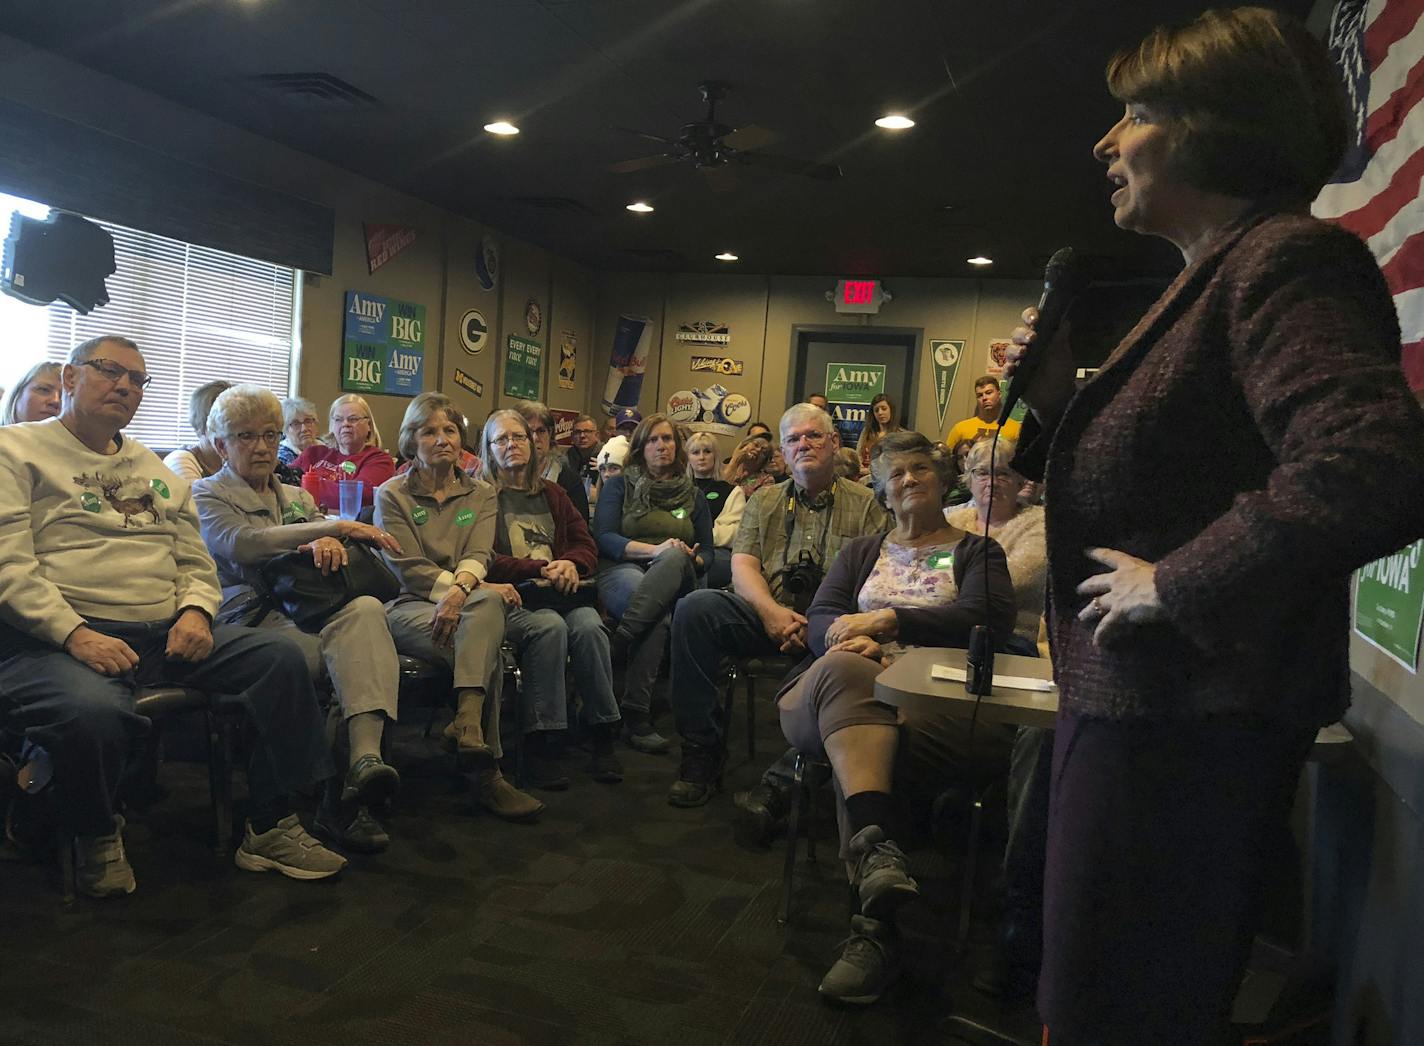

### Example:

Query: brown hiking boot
xmin=474 ymin=766 xmax=545 ymax=821
xmin=444 ymin=689 xmax=492 ymax=768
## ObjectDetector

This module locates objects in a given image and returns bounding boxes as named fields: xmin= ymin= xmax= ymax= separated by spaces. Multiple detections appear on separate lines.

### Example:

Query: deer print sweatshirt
xmin=0 ymin=417 xmax=222 ymax=647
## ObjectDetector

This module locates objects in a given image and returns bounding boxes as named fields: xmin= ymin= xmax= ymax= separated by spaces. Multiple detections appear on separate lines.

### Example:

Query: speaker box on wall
xmin=2 ymin=210 xmax=115 ymax=314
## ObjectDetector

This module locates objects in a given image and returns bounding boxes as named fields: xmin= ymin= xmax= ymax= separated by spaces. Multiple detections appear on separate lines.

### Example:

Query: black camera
xmin=777 ymin=550 xmax=824 ymax=615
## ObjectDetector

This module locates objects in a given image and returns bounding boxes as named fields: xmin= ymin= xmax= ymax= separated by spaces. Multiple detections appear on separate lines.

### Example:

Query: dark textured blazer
xmin=1018 ymin=210 xmax=1424 ymax=726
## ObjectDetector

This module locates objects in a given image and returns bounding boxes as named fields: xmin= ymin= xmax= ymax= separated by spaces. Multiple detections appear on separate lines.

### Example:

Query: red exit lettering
xmin=843 ymin=280 xmax=876 ymax=304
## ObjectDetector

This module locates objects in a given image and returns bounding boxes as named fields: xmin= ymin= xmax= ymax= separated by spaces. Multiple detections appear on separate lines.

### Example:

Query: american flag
xmin=1313 ymin=0 xmax=1424 ymax=392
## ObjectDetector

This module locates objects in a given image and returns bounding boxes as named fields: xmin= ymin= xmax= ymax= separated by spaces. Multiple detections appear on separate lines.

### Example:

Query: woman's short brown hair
xmin=1106 ymin=6 xmax=1348 ymax=205
xmin=626 ymin=413 xmax=688 ymax=477
xmin=397 ymin=392 xmax=466 ymax=463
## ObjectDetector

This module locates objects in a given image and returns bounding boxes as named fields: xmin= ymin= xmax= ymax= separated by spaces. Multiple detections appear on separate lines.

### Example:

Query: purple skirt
xmin=1038 ymin=710 xmax=1313 ymax=1046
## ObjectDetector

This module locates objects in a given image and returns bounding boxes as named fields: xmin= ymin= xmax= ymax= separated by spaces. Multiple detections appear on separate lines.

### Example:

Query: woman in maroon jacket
xmin=1008 ymin=10 xmax=1424 ymax=1044
xmin=480 ymin=409 xmax=623 ymax=789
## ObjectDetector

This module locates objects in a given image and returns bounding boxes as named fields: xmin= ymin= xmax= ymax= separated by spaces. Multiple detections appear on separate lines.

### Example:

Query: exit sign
xmin=832 ymin=279 xmax=887 ymax=314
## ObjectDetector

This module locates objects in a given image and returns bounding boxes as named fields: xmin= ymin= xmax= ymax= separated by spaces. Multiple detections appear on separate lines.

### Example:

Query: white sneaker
xmin=234 ymin=814 xmax=347 ymax=880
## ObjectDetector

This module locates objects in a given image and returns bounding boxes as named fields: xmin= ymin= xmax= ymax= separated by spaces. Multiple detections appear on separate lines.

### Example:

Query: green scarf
xmin=621 ymin=466 xmax=696 ymax=544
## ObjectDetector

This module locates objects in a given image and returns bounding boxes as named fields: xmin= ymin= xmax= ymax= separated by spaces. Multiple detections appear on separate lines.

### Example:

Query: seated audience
xmin=945 ymin=375 xmax=1022 ymax=451
xmin=834 ymin=447 xmax=862 ymax=482
xmin=667 ymin=403 xmax=889 ymax=806
xmin=855 ymin=393 xmax=902 ymax=475
xmin=712 ymin=436 xmax=779 ymax=551
xmin=806 ymin=393 xmax=830 ymax=412
xmin=613 ymin=407 xmax=641 ymax=439
xmin=590 ymin=435 xmax=628 ymax=511
xmin=193 ymin=384 xmax=405 ymax=854
xmin=777 ymin=431 xmax=1016 ymax=1003
xmin=278 ymin=396 xmax=319 ymax=466
xmin=600 ymin=413 xmax=619 ymax=444
xmin=163 ymin=379 xmax=233 ymax=482
xmin=568 ymin=413 xmax=602 ymax=472
xmin=375 ymin=393 xmax=542 ymax=821
xmin=514 ymin=400 xmax=589 ymax=521
xmin=479 ymin=409 xmax=623 ymax=789
xmin=0 ymin=336 xmax=342 ymax=896
xmin=295 ymin=393 xmax=395 ymax=508
xmin=1 ymin=361 xmax=62 ymax=424
xmin=593 ymin=413 xmax=711 ymax=754
xmin=688 ymin=431 xmax=735 ymax=589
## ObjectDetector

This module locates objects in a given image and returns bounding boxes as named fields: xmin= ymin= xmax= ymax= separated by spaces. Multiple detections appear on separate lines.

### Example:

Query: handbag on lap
xmin=515 ymin=577 xmax=598 ymax=613
xmin=257 ymin=540 xmax=401 ymax=633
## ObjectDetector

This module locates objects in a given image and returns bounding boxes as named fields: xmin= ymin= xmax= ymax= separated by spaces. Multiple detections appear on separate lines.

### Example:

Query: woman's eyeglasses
xmin=492 ymin=433 xmax=530 ymax=447
xmin=233 ymin=430 xmax=282 ymax=447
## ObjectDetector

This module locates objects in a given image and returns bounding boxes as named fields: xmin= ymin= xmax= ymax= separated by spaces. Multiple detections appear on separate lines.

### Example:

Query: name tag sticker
xmin=340 ymin=460 xmax=357 ymax=476
xmin=150 ymin=478 xmax=170 ymax=499
xmin=80 ymin=492 xmax=101 ymax=513
xmin=412 ymin=506 xmax=429 ymax=525
xmin=928 ymin=551 xmax=954 ymax=571
xmin=282 ymin=502 xmax=308 ymax=524
xmin=671 ymin=507 xmax=687 ymax=519
xmin=705 ymin=491 xmax=720 ymax=500
xmin=455 ymin=508 xmax=475 ymax=527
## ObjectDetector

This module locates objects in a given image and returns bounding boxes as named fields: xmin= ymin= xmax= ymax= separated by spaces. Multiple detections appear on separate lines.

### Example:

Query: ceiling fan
xmin=609 ymin=81 xmax=841 ymax=188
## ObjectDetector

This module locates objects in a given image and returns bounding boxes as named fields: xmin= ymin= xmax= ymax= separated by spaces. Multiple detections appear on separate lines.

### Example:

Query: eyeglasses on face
xmin=289 ymin=417 xmax=317 ymax=429
xmin=233 ymin=430 xmax=282 ymax=447
xmin=782 ymin=430 xmax=829 ymax=448
xmin=969 ymin=467 xmax=1015 ymax=480
xmin=526 ymin=425 xmax=549 ymax=437
xmin=81 ymin=358 xmax=152 ymax=388
xmin=333 ymin=414 xmax=369 ymax=426
xmin=492 ymin=433 xmax=531 ymax=447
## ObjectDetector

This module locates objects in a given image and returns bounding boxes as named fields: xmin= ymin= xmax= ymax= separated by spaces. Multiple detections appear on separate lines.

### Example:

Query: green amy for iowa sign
xmin=825 ymin=362 xmax=886 ymax=401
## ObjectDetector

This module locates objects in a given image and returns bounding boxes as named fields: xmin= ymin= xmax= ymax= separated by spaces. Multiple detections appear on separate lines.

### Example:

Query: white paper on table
xmin=930 ymin=664 xmax=1057 ymax=692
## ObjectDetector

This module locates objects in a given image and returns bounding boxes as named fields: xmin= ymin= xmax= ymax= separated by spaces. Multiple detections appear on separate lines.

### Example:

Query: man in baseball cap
xmin=613 ymin=407 xmax=642 ymax=435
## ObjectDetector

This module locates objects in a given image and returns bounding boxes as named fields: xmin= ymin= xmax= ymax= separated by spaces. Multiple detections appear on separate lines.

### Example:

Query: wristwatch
xmin=453 ymin=578 xmax=476 ymax=597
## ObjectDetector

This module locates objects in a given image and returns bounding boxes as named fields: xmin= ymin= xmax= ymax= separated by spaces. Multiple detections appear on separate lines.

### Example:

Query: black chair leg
xmin=744 ymin=672 xmax=757 ymax=762
xmin=956 ymin=785 xmax=986 ymax=954
xmin=58 ymin=827 xmax=75 ymax=903
xmin=779 ymin=753 xmax=808 ymax=925
xmin=206 ymin=709 xmax=234 ymax=856
xmin=720 ymin=664 xmax=738 ymax=760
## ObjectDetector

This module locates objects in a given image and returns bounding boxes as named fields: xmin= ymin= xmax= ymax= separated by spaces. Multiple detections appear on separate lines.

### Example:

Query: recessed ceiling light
xmin=967 ymin=256 xmax=994 ymax=266
xmin=875 ymin=114 xmax=915 ymax=130
xmin=483 ymin=121 xmax=519 ymax=136
xmin=715 ymin=252 xmax=739 ymax=262
xmin=626 ymin=201 xmax=654 ymax=213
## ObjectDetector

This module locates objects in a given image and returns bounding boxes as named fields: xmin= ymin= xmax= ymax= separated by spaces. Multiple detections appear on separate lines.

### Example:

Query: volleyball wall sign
xmin=459 ymin=309 xmax=488 ymax=355
xmin=476 ymin=236 xmax=499 ymax=290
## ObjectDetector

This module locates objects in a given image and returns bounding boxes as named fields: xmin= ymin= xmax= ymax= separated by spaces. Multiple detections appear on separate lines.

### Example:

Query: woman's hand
xmin=1075 ymin=547 xmax=1166 ymax=646
xmin=541 ymin=559 xmax=580 ymax=593
xmin=828 ymin=634 xmax=886 ymax=663
xmin=484 ymin=582 xmax=523 ymax=608
xmin=1007 ymin=306 xmax=1078 ymax=422
xmin=823 ymin=609 xmax=898 ymax=647
xmin=339 ymin=520 xmax=403 ymax=555
xmin=430 ymin=587 xmax=466 ymax=646
xmin=652 ymin=537 xmax=696 ymax=559
xmin=299 ymin=536 xmax=348 ymax=575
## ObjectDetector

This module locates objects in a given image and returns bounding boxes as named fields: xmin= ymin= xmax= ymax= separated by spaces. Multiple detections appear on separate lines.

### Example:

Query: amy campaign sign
xmin=342 ymin=290 xmax=426 ymax=397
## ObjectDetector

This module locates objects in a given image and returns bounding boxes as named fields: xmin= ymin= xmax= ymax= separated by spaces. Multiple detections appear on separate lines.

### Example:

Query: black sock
xmin=249 ymin=795 xmax=290 ymax=834
xmin=844 ymin=790 xmax=897 ymax=841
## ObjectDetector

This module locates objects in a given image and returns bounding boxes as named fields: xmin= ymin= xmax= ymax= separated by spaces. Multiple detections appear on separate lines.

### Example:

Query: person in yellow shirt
xmin=946 ymin=375 xmax=1022 ymax=449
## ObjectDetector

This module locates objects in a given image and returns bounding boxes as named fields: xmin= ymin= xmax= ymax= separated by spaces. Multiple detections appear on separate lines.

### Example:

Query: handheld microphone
xmin=1000 ymin=246 xmax=1085 ymax=424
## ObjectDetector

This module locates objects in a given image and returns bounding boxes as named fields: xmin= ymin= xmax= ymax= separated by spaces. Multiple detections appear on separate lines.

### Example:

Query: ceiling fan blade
xmin=608 ymin=153 xmax=683 ymax=174
xmin=735 ymin=150 xmax=842 ymax=180
xmin=611 ymin=125 xmax=679 ymax=146
xmin=721 ymin=123 xmax=780 ymax=152
xmin=701 ymin=164 xmax=739 ymax=193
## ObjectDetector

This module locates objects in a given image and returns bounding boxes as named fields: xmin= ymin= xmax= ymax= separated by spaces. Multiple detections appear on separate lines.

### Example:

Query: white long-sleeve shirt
xmin=0 ymin=418 xmax=222 ymax=646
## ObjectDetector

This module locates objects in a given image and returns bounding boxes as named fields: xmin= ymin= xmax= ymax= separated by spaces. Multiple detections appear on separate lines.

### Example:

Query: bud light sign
xmin=342 ymin=290 xmax=426 ymax=397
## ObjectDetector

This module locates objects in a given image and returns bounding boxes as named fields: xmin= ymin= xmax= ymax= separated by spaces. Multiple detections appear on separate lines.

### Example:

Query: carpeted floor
xmin=0 ymin=683 xmax=1042 ymax=1046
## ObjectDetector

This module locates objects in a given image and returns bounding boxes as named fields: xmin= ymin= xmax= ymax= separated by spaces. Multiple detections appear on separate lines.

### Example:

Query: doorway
xmin=790 ymin=326 xmax=921 ymax=448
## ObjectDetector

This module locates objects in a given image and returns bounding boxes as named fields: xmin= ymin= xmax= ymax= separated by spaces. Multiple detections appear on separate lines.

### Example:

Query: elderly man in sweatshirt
xmin=0 ymin=336 xmax=342 ymax=898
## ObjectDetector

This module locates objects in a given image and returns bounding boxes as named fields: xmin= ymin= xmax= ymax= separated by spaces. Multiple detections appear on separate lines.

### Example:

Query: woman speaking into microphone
xmin=1008 ymin=8 xmax=1424 ymax=1044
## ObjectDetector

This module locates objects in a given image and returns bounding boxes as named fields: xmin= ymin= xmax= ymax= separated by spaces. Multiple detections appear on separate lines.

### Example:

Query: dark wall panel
xmin=0 ymin=98 xmax=333 ymax=274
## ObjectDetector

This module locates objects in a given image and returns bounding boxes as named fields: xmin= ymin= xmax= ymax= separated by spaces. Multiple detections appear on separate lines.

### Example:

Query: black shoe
xmin=525 ymin=733 xmax=571 ymax=791
xmin=624 ymin=713 xmax=671 ymax=754
xmin=341 ymin=753 xmax=401 ymax=805
xmin=588 ymin=724 xmax=624 ymax=784
xmin=313 ymin=802 xmax=390 ymax=854
xmin=847 ymin=825 xmax=920 ymax=918
xmin=733 ymin=782 xmax=791 ymax=845
xmin=667 ymin=741 xmax=726 ymax=807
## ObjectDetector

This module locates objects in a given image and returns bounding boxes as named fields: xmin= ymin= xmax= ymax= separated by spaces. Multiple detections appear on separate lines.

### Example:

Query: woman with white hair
xmin=1 ymin=361 xmax=61 ymax=424
xmin=193 ymin=384 xmax=405 ymax=853
xmin=163 ymin=379 xmax=233 ymax=482
xmin=294 ymin=393 xmax=395 ymax=509
xmin=278 ymin=396 xmax=319 ymax=467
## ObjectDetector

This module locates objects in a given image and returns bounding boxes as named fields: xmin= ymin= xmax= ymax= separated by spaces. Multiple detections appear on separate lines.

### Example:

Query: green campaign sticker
xmin=282 ymin=501 xmax=308 ymax=524
xmin=455 ymin=508 xmax=474 ymax=527
xmin=412 ymin=506 xmax=429 ymax=525
xmin=150 ymin=478 xmax=170 ymax=499
xmin=671 ymin=507 xmax=687 ymax=519
xmin=928 ymin=551 xmax=954 ymax=571
xmin=705 ymin=491 xmax=720 ymax=500
xmin=80 ymin=492 xmax=101 ymax=513
xmin=340 ymin=460 xmax=357 ymax=476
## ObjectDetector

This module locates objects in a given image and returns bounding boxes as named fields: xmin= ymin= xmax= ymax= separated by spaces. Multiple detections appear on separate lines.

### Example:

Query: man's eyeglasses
xmin=492 ymin=433 xmax=530 ymax=447
xmin=234 ymin=430 xmax=282 ymax=447
xmin=81 ymin=358 xmax=152 ymax=389
xmin=782 ymin=430 xmax=829 ymax=448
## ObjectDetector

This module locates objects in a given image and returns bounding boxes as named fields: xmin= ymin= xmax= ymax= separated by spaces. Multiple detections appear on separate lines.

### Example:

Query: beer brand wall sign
xmin=459 ymin=309 xmax=488 ymax=355
xmin=452 ymin=368 xmax=485 ymax=398
xmin=341 ymin=290 xmax=425 ymax=397
xmin=666 ymin=385 xmax=752 ymax=436
xmin=476 ymin=236 xmax=499 ymax=290
xmin=690 ymin=355 xmax=743 ymax=376
xmin=363 ymin=223 xmax=417 ymax=274
xmin=525 ymin=298 xmax=543 ymax=337
xmin=675 ymin=321 xmax=731 ymax=345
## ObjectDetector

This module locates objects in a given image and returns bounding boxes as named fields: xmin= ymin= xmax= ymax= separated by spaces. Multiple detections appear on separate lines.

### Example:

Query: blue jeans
xmin=669 ymin=588 xmax=781 ymax=746
xmin=599 ymin=549 xmax=698 ymax=715
xmin=0 ymin=617 xmax=332 ymax=836
xmin=504 ymin=605 xmax=620 ymax=733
